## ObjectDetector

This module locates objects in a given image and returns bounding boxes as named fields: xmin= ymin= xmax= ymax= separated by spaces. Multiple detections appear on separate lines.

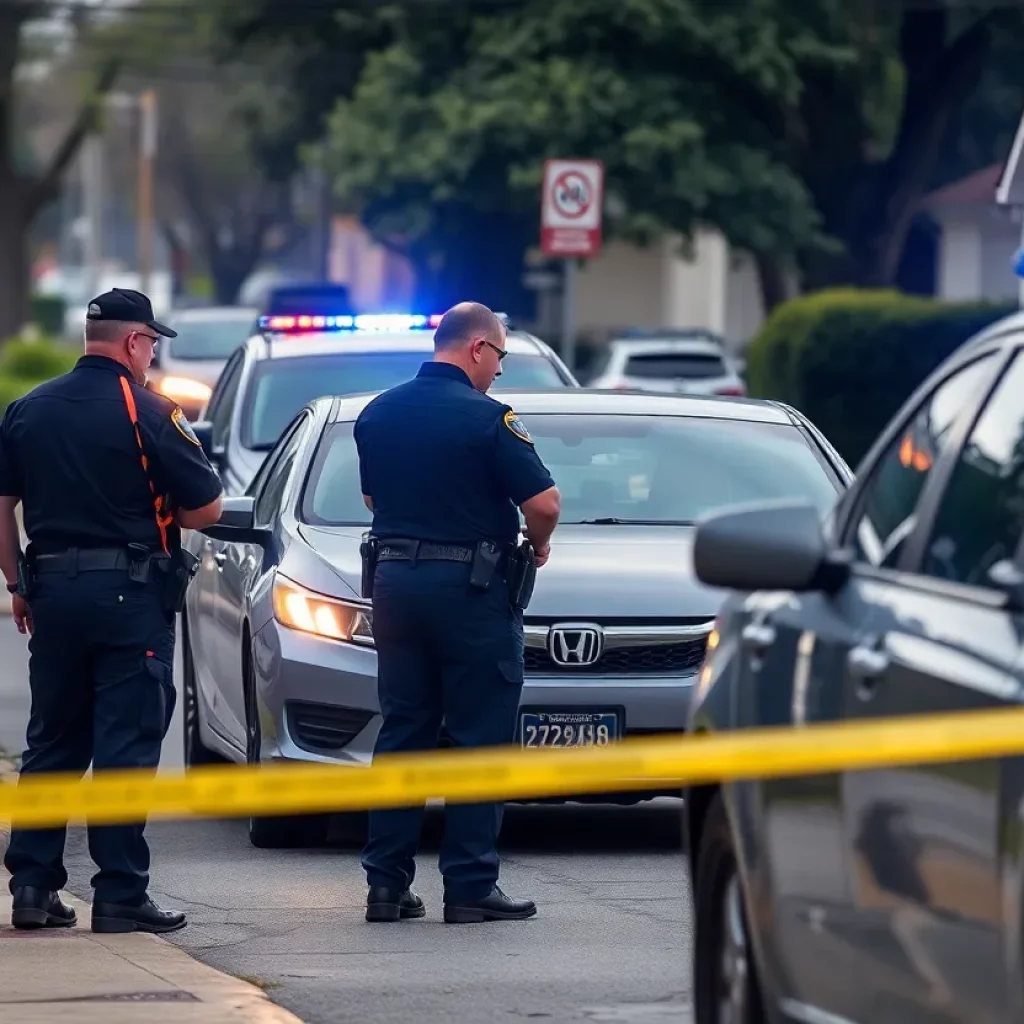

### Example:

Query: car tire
xmin=182 ymin=615 xmax=228 ymax=767
xmin=693 ymin=792 xmax=767 ymax=1024
xmin=243 ymin=633 xmax=331 ymax=850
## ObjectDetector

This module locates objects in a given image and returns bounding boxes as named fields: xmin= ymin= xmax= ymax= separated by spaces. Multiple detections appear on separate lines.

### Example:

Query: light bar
xmin=258 ymin=312 xmax=511 ymax=333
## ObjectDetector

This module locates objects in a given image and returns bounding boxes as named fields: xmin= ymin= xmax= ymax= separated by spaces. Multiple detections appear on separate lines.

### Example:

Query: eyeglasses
xmin=482 ymin=339 xmax=506 ymax=362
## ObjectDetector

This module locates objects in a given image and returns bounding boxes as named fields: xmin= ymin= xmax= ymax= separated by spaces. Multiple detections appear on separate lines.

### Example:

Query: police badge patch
xmin=503 ymin=408 xmax=533 ymax=444
xmin=171 ymin=406 xmax=202 ymax=446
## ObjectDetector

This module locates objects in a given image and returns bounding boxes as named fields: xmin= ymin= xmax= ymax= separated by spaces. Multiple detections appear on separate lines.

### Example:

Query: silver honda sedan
xmin=183 ymin=389 xmax=851 ymax=848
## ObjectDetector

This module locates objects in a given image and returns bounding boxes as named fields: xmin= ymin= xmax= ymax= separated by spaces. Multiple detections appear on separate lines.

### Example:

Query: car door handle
xmin=213 ymin=551 xmax=227 ymax=568
xmin=742 ymin=622 xmax=776 ymax=653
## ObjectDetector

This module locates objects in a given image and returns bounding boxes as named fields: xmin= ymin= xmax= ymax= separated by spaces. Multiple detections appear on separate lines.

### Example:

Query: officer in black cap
xmin=355 ymin=301 xmax=561 ymax=924
xmin=0 ymin=288 xmax=224 ymax=933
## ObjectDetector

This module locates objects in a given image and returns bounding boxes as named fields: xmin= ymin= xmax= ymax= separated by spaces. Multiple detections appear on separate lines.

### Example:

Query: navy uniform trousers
xmin=4 ymin=563 xmax=176 ymax=905
xmin=361 ymin=558 xmax=524 ymax=902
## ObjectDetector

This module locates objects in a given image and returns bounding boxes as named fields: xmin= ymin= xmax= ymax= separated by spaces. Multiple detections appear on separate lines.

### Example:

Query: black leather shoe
xmin=11 ymin=887 xmax=77 ymax=930
xmin=444 ymin=885 xmax=537 ymax=924
xmin=91 ymin=896 xmax=187 ymax=934
xmin=366 ymin=886 xmax=426 ymax=922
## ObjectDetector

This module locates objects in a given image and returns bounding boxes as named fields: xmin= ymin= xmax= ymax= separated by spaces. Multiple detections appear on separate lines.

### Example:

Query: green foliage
xmin=746 ymin=289 xmax=1016 ymax=467
xmin=0 ymin=338 xmax=78 ymax=383
xmin=29 ymin=295 xmax=65 ymax=337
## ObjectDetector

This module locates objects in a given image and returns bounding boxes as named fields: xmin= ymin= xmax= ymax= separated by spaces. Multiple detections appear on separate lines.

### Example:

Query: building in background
xmin=926 ymin=162 xmax=1022 ymax=305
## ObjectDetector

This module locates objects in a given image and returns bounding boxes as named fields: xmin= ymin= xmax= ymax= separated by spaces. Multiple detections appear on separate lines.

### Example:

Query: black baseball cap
xmin=86 ymin=288 xmax=177 ymax=338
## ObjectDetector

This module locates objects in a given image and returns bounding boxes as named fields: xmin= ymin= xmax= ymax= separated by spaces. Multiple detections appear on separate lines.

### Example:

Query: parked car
xmin=588 ymin=331 xmax=746 ymax=396
xmin=148 ymin=305 xmax=259 ymax=419
xmin=684 ymin=309 xmax=1024 ymax=1024
xmin=184 ymin=388 xmax=851 ymax=849
xmin=191 ymin=313 xmax=579 ymax=497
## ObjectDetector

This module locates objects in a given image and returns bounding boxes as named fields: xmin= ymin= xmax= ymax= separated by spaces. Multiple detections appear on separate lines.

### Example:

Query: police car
xmin=191 ymin=312 xmax=578 ymax=495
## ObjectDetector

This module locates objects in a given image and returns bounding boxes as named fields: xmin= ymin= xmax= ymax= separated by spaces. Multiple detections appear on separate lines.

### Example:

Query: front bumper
xmin=252 ymin=621 xmax=699 ymax=801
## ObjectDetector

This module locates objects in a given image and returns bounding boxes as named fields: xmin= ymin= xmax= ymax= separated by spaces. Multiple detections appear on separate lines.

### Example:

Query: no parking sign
xmin=540 ymin=159 xmax=604 ymax=258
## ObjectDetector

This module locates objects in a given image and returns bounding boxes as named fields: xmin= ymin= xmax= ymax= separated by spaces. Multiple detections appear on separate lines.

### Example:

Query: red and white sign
xmin=540 ymin=159 xmax=604 ymax=258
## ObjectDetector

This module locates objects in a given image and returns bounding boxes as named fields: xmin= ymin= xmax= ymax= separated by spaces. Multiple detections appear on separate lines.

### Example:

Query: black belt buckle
xmin=127 ymin=542 xmax=150 ymax=584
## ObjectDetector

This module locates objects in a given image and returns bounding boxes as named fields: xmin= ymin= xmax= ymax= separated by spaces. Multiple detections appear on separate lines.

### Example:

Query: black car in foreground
xmin=684 ymin=308 xmax=1024 ymax=1024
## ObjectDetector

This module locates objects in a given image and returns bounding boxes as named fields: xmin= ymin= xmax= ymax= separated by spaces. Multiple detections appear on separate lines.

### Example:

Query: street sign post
xmin=540 ymin=159 xmax=604 ymax=373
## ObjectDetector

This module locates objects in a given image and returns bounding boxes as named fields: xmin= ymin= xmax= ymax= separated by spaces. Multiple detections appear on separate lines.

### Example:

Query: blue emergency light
xmin=258 ymin=312 xmax=510 ymax=334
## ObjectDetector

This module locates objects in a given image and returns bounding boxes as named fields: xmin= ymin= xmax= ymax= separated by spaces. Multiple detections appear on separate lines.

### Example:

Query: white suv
xmin=587 ymin=332 xmax=746 ymax=397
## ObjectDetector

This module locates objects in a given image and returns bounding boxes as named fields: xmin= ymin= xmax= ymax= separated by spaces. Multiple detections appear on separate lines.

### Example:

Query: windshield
xmin=301 ymin=413 xmax=840 ymax=526
xmin=168 ymin=317 xmax=255 ymax=360
xmin=624 ymin=353 xmax=727 ymax=380
xmin=242 ymin=350 xmax=569 ymax=449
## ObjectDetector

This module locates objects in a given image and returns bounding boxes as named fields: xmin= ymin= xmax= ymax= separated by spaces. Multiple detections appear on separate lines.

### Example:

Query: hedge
xmin=0 ymin=337 xmax=80 ymax=416
xmin=745 ymin=289 xmax=1017 ymax=468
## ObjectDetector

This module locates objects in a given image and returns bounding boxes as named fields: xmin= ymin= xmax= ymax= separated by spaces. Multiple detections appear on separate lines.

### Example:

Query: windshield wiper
xmin=568 ymin=517 xmax=695 ymax=526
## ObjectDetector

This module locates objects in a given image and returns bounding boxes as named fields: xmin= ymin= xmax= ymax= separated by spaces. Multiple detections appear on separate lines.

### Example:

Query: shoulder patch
xmin=503 ymin=408 xmax=533 ymax=444
xmin=171 ymin=406 xmax=202 ymax=446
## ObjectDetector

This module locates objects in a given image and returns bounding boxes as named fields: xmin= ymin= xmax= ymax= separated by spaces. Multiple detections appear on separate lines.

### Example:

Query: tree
xmin=0 ymin=2 xmax=122 ymax=339
xmin=317 ymin=0 xmax=835 ymax=313
xmin=219 ymin=0 xmax=1024 ymax=314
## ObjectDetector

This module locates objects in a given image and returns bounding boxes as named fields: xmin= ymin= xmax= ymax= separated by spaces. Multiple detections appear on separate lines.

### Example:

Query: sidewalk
xmin=1 ymin=760 xmax=303 ymax=1024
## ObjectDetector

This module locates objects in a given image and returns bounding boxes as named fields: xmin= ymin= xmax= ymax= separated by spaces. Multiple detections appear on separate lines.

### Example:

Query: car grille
xmin=286 ymin=701 xmax=374 ymax=754
xmin=524 ymin=638 xmax=707 ymax=676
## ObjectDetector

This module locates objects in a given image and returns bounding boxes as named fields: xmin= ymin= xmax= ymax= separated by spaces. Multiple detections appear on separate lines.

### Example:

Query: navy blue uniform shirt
xmin=354 ymin=362 xmax=554 ymax=546
xmin=0 ymin=355 xmax=222 ymax=555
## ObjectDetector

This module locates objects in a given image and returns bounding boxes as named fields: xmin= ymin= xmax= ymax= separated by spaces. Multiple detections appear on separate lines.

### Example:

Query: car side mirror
xmin=199 ymin=496 xmax=271 ymax=546
xmin=986 ymin=559 xmax=1024 ymax=611
xmin=693 ymin=500 xmax=851 ymax=594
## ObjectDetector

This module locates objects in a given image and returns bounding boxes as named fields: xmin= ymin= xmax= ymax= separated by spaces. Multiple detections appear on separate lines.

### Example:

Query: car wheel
xmin=243 ymin=634 xmax=331 ymax=850
xmin=693 ymin=793 xmax=766 ymax=1024
xmin=182 ymin=615 xmax=227 ymax=767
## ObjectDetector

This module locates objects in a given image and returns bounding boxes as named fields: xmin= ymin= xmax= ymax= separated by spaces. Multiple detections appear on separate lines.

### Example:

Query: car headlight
xmin=157 ymin=375 xmax=213 ymax=404
xmin=693 ymin=622 xmax=721 ymax=706
xmin=272 ymin=574 xmax=374 ymax=646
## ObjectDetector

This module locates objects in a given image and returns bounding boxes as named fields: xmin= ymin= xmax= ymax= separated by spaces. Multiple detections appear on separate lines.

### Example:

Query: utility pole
xmin=82 ymin=133 xmax=104 ymax=302
xmin=137 ymin=89 xmax=157 ymax=295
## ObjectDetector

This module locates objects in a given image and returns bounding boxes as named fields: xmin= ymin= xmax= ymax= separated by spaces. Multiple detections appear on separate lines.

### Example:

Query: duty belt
xmin=377 ymin=540 xmax=475 ymax=564
xmin=34 ymin=547 xmax=142 ymax=574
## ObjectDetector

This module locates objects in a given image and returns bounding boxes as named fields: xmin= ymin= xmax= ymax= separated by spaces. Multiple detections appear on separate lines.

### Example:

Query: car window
xmin=301 ymin=413 xmax=841 ymax=527
xmin=210 ymin=353 xmax=244 ymax=450
xmin=254 ymin=416 xmax=307 ymax=525
xmin=922 ymin=352 xmax=1024 ymax=587
xmin=241 ymin=350 xmax=567 ymax=450
xmin=624 ymin=353 xmax=727 ymax=380
xmin=846 ymin=356 xmax=997 ymax=569
xmin=167 ymin=317 xmax=254 ymax=360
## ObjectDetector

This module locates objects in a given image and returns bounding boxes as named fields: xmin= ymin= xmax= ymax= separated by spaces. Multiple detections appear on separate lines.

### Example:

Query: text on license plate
xmin=520 ymin=711 xmax=619 ymax=748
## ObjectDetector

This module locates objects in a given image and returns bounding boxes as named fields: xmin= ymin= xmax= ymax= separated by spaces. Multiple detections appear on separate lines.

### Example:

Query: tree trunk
xmin=0 ymin=195 xmax=29 ymax=341
xmin=209 ymin=245 xmax=259 ymax=305
xmin=754 ymin=254 xmax=790 ymax=317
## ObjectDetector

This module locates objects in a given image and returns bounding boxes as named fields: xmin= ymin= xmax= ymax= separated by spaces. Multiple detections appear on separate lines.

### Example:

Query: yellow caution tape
xmin=2 ymin=705 xmax=1024 ymax=828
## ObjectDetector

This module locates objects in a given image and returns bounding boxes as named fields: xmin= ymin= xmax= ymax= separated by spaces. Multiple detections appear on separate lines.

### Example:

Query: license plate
xmin=519 ymin=711 xmax=620 ymax=749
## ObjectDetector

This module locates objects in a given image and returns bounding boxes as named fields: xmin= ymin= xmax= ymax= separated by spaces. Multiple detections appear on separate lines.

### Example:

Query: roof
xmin=997 ymin=108 xmax=1024 ymax=206
xmin=247 ymin=330 xmax=546 ymax=361
xmin=330 ymin=388 xmax=793 ymax=424
xmin=924 ymin=163 xmax=1004 ymax=208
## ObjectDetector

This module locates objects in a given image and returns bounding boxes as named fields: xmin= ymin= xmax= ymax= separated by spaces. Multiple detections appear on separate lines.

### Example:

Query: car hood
xmin=157 ymin=358 xmax=227 ymax=387
xmin=296 ymin=523 xmax=723 ymax=619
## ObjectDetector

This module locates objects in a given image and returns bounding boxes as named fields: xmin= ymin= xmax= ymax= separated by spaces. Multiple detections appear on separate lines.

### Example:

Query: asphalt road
xmin=0 ymin=615 xmax=693 ymax=1024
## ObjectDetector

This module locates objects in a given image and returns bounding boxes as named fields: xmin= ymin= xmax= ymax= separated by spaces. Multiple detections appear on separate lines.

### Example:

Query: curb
xmin=62 ymin=892 xmax=305 ymax=1023
xmin=1 ymin=760 xmax=301 ymax=1023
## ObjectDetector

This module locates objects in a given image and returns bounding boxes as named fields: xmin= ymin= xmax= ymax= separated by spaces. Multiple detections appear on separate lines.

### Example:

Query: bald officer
xmin=355 ymin=302 xmax=561 ymax=924
xmin=0 ymin=288 xmax=223 ymax=934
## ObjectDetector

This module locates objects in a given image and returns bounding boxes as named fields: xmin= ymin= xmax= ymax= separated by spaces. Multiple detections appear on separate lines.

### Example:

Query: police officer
xmin=355 ymin=301 xmax=561 ymax=924
xmin=0 ymin=288 xmax=223 ymax=933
